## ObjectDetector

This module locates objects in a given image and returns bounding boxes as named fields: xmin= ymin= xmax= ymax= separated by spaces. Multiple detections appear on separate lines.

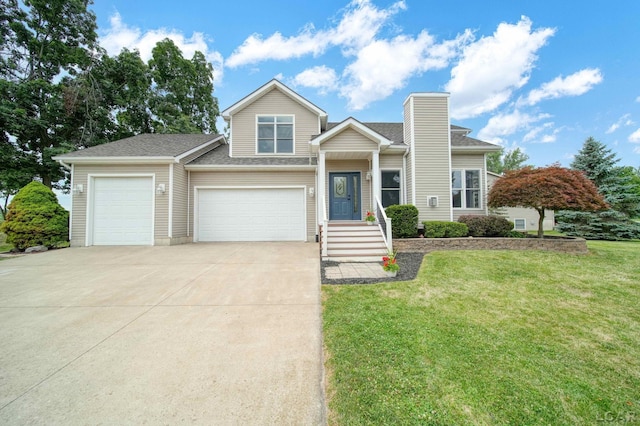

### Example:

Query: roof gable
xmin=221 ymin=79 xmax=328 ymax=127
xmin=311 ymin=117 xmax=393 ymax=149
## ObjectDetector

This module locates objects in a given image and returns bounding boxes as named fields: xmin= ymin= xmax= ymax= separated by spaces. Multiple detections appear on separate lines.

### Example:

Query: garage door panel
xmin=92 ymin=177 xmax=153 ymax=245
xmin=198 ymin=188 xmax=305 ymax=242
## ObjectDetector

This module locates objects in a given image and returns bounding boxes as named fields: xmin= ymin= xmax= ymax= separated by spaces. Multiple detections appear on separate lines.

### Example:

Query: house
xmin=54 ymin=79 xmax=501 ymax=259
xmin=486 ymin=171 xmax=555 ymax=232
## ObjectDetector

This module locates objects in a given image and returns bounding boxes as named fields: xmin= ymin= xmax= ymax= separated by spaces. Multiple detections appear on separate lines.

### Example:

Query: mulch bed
xmin=321 ymin=252 xmax=426 ymax=285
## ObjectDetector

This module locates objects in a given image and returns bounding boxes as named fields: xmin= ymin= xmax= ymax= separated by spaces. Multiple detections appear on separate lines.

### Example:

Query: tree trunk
xmin=536 ymin=208 xmax=545 ymax=239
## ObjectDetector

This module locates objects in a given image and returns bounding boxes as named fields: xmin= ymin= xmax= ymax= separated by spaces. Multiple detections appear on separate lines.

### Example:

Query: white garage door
xmin=91 ymin=177 xmax=153 ymax=245
xmin=197 ymin=188 xmax=305 ymax=242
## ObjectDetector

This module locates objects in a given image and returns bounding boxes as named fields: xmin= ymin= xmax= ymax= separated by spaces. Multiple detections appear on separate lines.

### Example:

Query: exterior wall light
xmin=72 ymin=184 xmax=83 ymax=195
xmin=156 ymin=184 xmax=166 ymax=195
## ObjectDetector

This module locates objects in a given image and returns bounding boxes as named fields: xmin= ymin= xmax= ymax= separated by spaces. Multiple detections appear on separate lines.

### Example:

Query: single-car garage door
xmin=197 ymin=188 xmax=305 ymax=241
xmin=91 ymin=176 xmax=154 ymax=245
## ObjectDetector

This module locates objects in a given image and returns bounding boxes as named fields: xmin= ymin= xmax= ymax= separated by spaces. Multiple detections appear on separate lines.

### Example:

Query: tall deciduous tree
xmin=486 ymin=147 xmax=530 ymax=175
xmin=488 ymin=165 xmax=607 ymax=238
xmin=149 ymin=39 xmax=218 ymax=133
xmin=0 ymin=0 xmax=98 ymax=188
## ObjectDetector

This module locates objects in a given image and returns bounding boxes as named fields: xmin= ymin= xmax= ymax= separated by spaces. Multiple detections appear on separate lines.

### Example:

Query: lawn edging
xmin=394 ymin=236 xmax=588 ymax=253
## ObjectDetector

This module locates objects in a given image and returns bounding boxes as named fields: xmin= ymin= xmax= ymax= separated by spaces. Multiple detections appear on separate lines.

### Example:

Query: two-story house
xmin=54 ymin=79 xmax=500 ymax=259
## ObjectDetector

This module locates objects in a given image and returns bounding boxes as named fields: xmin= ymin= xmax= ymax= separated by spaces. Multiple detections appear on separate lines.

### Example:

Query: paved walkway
xmin=324 ymin=262 xmax=390 ymax=279
xmin=0 ymin=243 xmax=324 ymax=425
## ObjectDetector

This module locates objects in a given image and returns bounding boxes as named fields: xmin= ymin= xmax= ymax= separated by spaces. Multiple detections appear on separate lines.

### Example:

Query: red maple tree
xmin=488 ymin=165 xmax=608 ymax=238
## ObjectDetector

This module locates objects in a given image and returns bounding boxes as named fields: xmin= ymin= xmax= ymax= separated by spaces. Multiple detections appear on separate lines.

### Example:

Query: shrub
xmin=423 ymin=221 xmax=468 ymax=238
xmin=385 ymin=204 xmax=419 ymax=238
xmin=506 ymin=230 xmax=527 ymax=238
xmin=458 ymin=215 xmax=514 ymax=237
xmin=0 ymin=182 xmax=69 ymax=251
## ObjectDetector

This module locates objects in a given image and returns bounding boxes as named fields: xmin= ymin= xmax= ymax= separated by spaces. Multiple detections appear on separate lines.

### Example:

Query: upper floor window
xmin=257 ymin=115 xmax=294 ymax=154
xmin=452 ymin=169 xmax=481 ymax=209
xmin=381 ymin=170 xmax=401 ymax=207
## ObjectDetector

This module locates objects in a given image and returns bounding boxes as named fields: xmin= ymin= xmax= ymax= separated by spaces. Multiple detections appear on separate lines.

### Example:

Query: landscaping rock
xmin=25 ymin=245 xmax=48 ymax=253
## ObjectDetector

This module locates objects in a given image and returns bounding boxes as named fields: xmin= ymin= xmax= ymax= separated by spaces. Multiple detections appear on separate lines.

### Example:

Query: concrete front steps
xmin=324 ymin=221 xmax=388 ymax=262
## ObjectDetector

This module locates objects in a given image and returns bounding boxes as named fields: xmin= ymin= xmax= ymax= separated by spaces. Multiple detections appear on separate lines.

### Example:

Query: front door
xmin=329 ymin=172 xmax=361 ymax=220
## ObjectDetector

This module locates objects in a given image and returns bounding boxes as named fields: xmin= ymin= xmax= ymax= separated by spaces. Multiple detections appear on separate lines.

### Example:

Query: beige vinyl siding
xmin=325 ymin=160 xmax=371 ymax=218
xmin=230 ymin=87 xmax=319 ymax=157
xmin=171 ymin=163 xmax=188 ymax=238
xmin=321 ymin=128 xmax=378 ymax=151
xmin=70 ymin=164 xmax=170 ymax=246
xmin=380 ymin=154 xmax=404 ymax=169
xmin=403 ymin=103 xmax=414 ymax=205
xmin=410 ymin=95 xmax=451 ymax=221
xmin=189 ymin=170 xmax=317 ymax=241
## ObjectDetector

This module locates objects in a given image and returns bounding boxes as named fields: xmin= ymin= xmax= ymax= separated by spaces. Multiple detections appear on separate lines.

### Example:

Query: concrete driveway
xmin=0 ymin=243 xmax=324 ymax=425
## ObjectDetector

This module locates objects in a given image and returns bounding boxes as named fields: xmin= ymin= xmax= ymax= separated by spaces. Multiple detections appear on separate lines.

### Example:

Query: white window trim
xmin=380 ymin=168 xmax=403 ymax=208
xmin=452 ymin=169 xmax=483 ymax=210
xmin=255 ymin=114 xmax=295 ymax=155
xmin=514 ymin=218 xmax=526 ymax=231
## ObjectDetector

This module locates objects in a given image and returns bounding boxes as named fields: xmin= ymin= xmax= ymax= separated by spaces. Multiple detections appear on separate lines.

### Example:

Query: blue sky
xmin=90 ymin=0 xmax=640 ymax=168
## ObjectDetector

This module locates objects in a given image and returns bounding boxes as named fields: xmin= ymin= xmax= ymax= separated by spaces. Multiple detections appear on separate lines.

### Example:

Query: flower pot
xmin=385 ymin=271 xmax=397 ymax=277
xmin=367 ymin=221 xmax=375 ymax=226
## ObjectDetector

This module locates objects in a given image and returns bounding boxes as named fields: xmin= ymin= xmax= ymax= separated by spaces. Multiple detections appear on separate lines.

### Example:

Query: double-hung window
xmin=381 ymin=170 xmax=401 ymax=207
xmin=452 ymin=169 xmax=481 ymax=209
xmin=257 ymin=115 xmax=294 ymax=154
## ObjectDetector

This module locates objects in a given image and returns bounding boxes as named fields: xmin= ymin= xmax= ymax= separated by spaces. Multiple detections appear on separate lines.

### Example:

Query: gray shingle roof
xmin=325 ymin=122 xmax=498 ymax=149
xmin=187 ymin=143 xmax=317 ymax=166
xmin=58 ymin=134 xmax=221 ymax=158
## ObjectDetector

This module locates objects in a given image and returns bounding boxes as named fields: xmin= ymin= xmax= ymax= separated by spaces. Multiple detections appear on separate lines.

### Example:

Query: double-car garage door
xmin=197 ymin=188 xmax=306 ymax=242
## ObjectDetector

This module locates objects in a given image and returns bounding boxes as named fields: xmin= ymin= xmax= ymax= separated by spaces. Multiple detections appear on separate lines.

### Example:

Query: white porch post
xmin=372 ymin=150 xmax=380 ymax=206
xmin=318 ymin=151 xmax=326 ymax=223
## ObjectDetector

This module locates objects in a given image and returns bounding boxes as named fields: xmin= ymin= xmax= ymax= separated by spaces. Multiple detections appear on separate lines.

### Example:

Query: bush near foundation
xmin=423 ymin=221 xmax=469 ymax=238
xmin=0 ymin=182 xmax=69 ymax=251
xmin=385 ymin=204 xmax=419 ymax=238
xmin=458 ymin=215 xmax=514 ymax=237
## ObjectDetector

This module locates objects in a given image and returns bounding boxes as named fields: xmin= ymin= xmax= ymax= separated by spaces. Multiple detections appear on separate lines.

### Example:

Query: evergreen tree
xmin=556 ymin=137 xmax=640 ymax=239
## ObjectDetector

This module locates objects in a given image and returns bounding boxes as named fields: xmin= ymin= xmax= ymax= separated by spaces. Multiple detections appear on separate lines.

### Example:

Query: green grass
xmin=323 ymin=241 xmax=640 ymax=425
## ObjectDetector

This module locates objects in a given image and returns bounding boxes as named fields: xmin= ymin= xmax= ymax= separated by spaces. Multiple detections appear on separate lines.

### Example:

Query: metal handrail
xmin=375 ymin=197 xmax=393 ymax=252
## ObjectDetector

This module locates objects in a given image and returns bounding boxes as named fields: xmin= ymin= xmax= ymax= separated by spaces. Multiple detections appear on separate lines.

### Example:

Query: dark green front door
xmin=329 ymin=172 xmax=361 ymax=220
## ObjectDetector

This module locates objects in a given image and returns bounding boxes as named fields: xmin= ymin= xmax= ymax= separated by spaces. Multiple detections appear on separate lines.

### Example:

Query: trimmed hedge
xmin=423 ymin=221 xmax=469 ymax=238
xmin=458 ymin=215 xmax=514 ymax=237
xmin=385 ymin=204 xmax=419 ymax=238
xmin=0 ymin=181 xmax=69 ymax=250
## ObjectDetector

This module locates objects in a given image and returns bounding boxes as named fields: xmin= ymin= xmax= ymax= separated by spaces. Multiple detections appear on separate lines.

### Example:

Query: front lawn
xmin=323 ymin=241 xmax=640 ymax=425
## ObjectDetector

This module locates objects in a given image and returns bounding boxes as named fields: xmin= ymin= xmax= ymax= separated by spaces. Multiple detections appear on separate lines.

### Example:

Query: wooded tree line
xmin=0 ymin=0 xmax=219 ymax=216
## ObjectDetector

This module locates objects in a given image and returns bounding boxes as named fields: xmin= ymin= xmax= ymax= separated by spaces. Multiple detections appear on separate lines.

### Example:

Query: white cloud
xmin=634 ymin=147 xmax=640 ymax=154
xmin=606 ymin=113 xmax=634 ymax=134
xmin=292 ymin=66 xmax=338 ymax=94
xmin=522 ymin=122 xmax=554 ymax=142
xmin=226 ymin=0 xmax=406 ymax=68
xmin=100 ymin=12 xmax=224 ymax=82
xmin=522 ymin=68 xmax=603 ymax=106
xmin=478 ymin=109 xmax=551 ymax=143
xmin=629 ymin=128 xmax=640 ymax=143
xmin=636 ymin=96 xmax=640 ymax=103
xmin=340 ymin=30 xmax=471 ymax=110
xmin=446 ymin=16 xmax=555 ymax=120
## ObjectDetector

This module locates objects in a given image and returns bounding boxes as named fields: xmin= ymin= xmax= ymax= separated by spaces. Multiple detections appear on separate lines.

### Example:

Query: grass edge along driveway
xmin=323 ymin=241 xmax=640 ymax=425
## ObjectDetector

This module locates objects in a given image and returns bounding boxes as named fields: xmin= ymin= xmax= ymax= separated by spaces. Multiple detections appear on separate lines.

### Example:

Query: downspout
xmin=187 ymin=170 xmax=191 ymax=237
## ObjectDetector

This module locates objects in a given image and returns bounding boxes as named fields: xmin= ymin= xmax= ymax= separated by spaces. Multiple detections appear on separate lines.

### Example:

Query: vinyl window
xmin=452 ymin=169 xmax=481 ymax=209
xmin=257 ymin=115 xmax=294 ymax=154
